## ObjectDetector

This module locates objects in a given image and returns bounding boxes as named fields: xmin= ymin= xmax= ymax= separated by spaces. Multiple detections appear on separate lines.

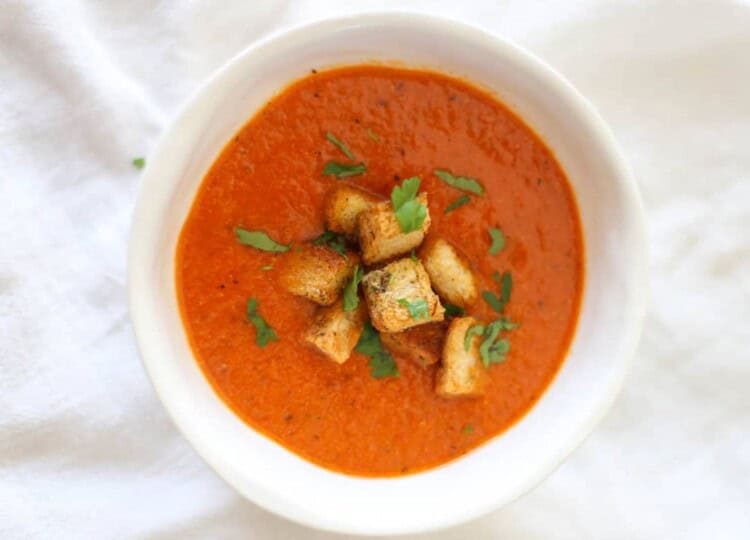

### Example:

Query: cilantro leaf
xmin=391 ymin=176 xmax=420 ymax=208
xmin=444 ymin=194 xmax=471 ymax=214
xmin=235 ymin=228 xmax=291 ymax=252
xmin=326 ymin=132 xmax=355 ymax=161
xmin=245 ymin=298 xmax=278 ymax=347
xmin=483 ymin=271 xmax=512 ymax=312
xmin=323 ymin=161 xmax=367 ymax=178
xmin=434 ymin=169 xmax=484 ymax=195
xmin=312 ymin=230 xmax=347 ymax=259
xmin=443 ymin=303 xmax=466 ymax=317
xmin=367 ymin=128 xmax=380 ymax=142
xmin=355 ymin=321 xmax=399 ymax=378
xmin=398 ymin=298 xmax=429 ymax=320
xmin=343 ymin=265 xmax=363 ymax=312
xmin=132 ymin=157 xmax=145 ymax=169
xmin=391 ymin=177 xmax=427 ymax=233
xmin=488 ymin=227 xmax=505 ymax=255
xmin=464 ymin=324 xmax=486 ymax=351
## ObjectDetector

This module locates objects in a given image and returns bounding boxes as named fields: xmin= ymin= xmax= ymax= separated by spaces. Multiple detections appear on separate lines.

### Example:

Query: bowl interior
xmin=129 ymin=13 xmax=646 ymax=536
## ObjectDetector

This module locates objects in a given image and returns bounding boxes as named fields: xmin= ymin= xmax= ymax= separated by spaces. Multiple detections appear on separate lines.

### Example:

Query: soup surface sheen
xmin=177 ymin=65 xmax=583 ymax=477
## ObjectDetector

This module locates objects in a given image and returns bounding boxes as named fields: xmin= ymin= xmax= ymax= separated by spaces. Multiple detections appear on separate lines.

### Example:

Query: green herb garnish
xmin=323 ymin=161 xmax=367 ymax=178
xmin=343 ymin=265 xmax=363 ymax=312
xmin=326 ymin=132 xmax=355 ymax=161
xmin=312 ymin=230 xmax=347 ymax=259
xmin=367 ymin=128 xmax=380 ymax=142
xmin=444 ymin=194 xmax=471 ymax=214
xmin=462 ymin=424 xmax=475 ymax=434
xmin=235 ymin=228 xmax=291 ymax=252
xmin=482 ymin=271 xmax=513 ymax=312
xmin=443 ymin=303 xmax=466 ymax=317
xmin=355 ymin=321 xmax=399 ymax=378
xmin=478 ymin=320 xmax=511 ymax=366
xmin=132 ymin=157 xmax=145 ymax=169
xmin=410 ymin=248 xmax=418 ymax=263
xmin=488 ymin=227 xmax=505 ymax=255
xmin=464 ymin=324 xmax=486 ymax=351
xmin=463 ymin=318 xmax=516 ymax=366
xmin=434 ymin=169 xmax=484 ymax=195
xmin=245 ymin=298 xmax=278 ymax=347
xmin=398 ymin=298 xmax=429 ymax=320
xmin=391 ymin=176 xmax=427 ymax=233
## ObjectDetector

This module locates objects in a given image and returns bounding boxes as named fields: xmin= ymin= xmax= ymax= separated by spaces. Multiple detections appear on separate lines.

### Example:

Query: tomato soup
xmin=176 ymin=66 xmax=583 ymax=477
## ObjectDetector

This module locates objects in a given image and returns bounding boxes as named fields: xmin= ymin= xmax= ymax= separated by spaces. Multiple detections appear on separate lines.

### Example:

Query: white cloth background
xmin=1 ymin=1 xmax=749 ymax=538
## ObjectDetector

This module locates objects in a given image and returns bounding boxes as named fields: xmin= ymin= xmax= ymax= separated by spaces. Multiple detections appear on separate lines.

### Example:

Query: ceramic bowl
xmin=128 ymin=11 xmax=647 ymax=536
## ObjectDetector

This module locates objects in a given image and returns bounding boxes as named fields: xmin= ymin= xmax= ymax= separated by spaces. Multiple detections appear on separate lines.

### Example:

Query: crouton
xmin=380 ymin=321 xmax=448 ymax=368
xmin=436 ymin=316 xmax=489 ymax=398
xmin=357 ymin=193 xmax=431 ymax=264
xmin=421 ymin=238 xmax=478 ymax=306
xmin=324 ymin=184 xmax=382 ymax=239
xmin=304 ymin=299 xmax=367 ymax=364
xmin=362 ymin=258 xmax=444 ymax=333
xmin=279 ymin=244 xmax=359 ymax=305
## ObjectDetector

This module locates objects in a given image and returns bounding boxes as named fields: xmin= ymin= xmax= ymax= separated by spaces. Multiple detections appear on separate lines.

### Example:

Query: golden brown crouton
xmin=421 ymin=238 xmax=478 ymax=306
xmin=357 ymin=193 xmax=431 ymax=265
xmin=380 ymin=321 xmax=448 ymax=368
xmin=436 ymin=317 xmax=489 ymax=398
xmin=323 ymin=184 xmax=382 ymax=239
xmin=278 ymin=244 xmax=359 ymax=305
xmin=362 ymin=258 xmax=444 ymax=333
xmin=304 ymin=299 xmax=367 ymax=364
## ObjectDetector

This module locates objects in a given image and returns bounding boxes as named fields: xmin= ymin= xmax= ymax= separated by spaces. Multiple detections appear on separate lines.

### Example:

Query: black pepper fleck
xmin=284 ymin=414 xmax=294 ymax=422
xmin=311 ymin=68 xmax=318 ymax=74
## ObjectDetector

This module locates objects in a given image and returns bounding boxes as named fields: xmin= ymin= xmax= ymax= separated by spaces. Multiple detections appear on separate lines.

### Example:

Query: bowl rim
xmin=128 ymin=10 xmax=648 ymax=536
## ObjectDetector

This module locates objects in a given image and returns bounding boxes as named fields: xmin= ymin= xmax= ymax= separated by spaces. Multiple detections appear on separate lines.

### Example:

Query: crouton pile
xmin=279 ymin=183 xmax=493 ymax=398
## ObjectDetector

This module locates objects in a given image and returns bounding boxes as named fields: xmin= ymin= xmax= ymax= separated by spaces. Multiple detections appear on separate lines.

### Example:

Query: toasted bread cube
xmin=279 ymin=244 xmax=359 ymax=306
xmin=380 ymin=321 xmax=448 ymax=368
xmin=436 ymin=317 xmax=489 ymax=398
xmin=362 ymin=258 xmax=444 ymax=333
xmin=304 ymin=299 xmax=367 ymax=364
xmin=421 ymin=238 xmax=478 ymax=306
xmin=324 ymin=185 xmax=382 ymax=239
xmin=357 ymin=193 xmax=431 ymax=264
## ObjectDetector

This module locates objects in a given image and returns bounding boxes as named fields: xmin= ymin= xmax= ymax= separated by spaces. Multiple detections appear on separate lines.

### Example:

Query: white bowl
xmin=128 ymin=12 xmax=647 ymax=536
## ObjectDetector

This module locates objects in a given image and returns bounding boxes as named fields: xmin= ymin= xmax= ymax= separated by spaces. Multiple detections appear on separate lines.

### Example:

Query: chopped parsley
xmin=323 ymin=161 xmax=367 ymax=178
xmin=464 ymin=318 xmax=517 ymax=367
xmin=245 ymin=298 xmax=278 ymax=347
xmin=355 ymin=321 xmax=399 ymax=378
xmin=482 ymin=271 xmax=513 ymax=312
xmin=488 ymin=228 xmax=505 ymax=255
xmin=367 ymin=128 xmax=380 ymax=142
xmin=132 ymin=157 xmax=145 ymax=169
xmin=326 ymin=132 xmax=355 ymax=161
xmin=464 ymin=324 xmax=486 ymax=351
xmin=234 ymin=228 xmax=291 ymax=252
xmin=312 ymin=230 xmax=347 ymax=259
xmin=391 ymin=176 xmax=427 ymax=233
xmin=410 ymin=248 xmax=418 ymax=263
xmin=343 ymin=265 xmax=363 ymax=312
xmin=462 ymin=424 xmax=475 ymax=434
xmin=443 ymin=303 xmax=466 ymax=317
xmin=478 ymin=320 xmax=511 ymax=366
xmin=398 ymin=298 xmax=429 ymax=320
xmin=434 ymin=169 xmax=485 ymax=195
xmin=444 ymin=194 xmax=471 ymax=214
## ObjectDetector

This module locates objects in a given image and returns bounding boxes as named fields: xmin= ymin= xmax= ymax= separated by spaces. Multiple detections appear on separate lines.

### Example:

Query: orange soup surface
xmin=177 ymin=66 xmax=583 ymax=477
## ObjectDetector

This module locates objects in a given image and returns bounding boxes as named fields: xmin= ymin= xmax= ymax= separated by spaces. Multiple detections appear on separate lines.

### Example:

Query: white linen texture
xmin=0 ymin=0 xmax=748 ymax=538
